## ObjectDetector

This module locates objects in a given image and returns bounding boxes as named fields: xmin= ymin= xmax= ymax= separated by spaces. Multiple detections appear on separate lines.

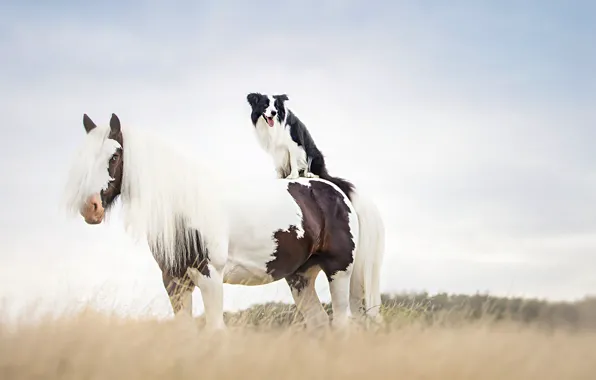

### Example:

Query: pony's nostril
xmin=93 ymin=201 xmax=98 ymax=211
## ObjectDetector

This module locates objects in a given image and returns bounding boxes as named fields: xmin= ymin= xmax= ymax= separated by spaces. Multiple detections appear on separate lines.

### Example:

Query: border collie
xmin=246 ymin=92 xmax=355 ymax=200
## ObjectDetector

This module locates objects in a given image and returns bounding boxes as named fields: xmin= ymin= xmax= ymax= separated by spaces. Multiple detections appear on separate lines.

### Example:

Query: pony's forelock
xmin=63 ymin=124 xmax=121 ymax=216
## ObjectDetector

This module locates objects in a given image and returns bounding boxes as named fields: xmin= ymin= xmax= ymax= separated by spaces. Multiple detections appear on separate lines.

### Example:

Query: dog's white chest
xmin=254 ymin=122 xmax=308 ymax=175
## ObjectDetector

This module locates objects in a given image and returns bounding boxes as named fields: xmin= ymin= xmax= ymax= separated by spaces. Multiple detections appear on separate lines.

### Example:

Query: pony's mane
xmin=120 ymin=125 xmax=230 ymax=272
xmin=65 ymin=123 xmax=230 ymax=274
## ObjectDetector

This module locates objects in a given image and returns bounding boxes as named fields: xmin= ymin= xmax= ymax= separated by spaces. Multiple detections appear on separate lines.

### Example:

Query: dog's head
xmin=246 ymin=92 xmax=289 ymax=128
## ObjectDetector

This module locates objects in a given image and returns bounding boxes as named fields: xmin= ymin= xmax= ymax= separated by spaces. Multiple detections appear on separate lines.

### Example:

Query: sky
xmin=1 ymin=0 xmax=595 ymax=320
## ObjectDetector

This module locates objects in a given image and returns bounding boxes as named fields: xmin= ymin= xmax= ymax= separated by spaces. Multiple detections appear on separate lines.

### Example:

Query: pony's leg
xmin=162 ymin=272 xmax=194 ymax=317
xmin=187 ymin=264 xmax=226 ymax=331
xmin=317 ymin=246 xmax=356 ymax=329
xmin=285 ymin=265 xmax=329 ymax=330
xmin=324 ymin=264 xmax=354 ymax=329
xmin=349 ymin=279 xmax=366 ymax=319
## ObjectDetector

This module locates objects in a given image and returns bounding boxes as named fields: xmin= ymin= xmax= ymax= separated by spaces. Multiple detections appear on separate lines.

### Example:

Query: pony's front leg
xmin=187 ymin=263 xmax=226 ymax=331
xmin=162 ymin=272 xmax=194 ymax=317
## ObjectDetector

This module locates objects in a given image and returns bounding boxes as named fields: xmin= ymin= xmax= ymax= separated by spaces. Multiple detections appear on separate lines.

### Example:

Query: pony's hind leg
xmin=285 ymin=265 xmax=330 ymax=330
xmin=316 ymin=243 xmax=356 ymax=329
xmin=324 ymin=263 xmax=354 ymax=329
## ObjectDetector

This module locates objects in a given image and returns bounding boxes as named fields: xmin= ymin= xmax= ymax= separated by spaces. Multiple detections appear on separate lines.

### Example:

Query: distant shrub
xmin=212 ymin=292 xmax=596 ymax=330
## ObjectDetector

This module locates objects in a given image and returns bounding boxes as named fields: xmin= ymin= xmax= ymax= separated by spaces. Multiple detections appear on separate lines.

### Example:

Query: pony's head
xmin=64 ymin=113 xmax=124 ymax=225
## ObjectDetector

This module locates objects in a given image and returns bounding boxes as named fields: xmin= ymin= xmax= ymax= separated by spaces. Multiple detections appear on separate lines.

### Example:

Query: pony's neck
xmin=119 ymin=126 xmax=225 ymax=233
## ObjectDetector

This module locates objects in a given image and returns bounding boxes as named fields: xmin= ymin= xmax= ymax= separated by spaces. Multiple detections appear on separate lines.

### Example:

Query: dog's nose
xmin=270 ymin=110 xmax=277 ymax=117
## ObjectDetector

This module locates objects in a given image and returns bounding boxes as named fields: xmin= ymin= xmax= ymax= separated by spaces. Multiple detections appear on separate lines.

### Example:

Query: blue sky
xmin=1 ymin=1 xmax=595 ymax=319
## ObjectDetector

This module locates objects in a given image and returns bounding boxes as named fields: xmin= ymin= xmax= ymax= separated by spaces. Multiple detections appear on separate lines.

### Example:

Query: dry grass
xmin=1 ymin=304 xmax=595 ymax=380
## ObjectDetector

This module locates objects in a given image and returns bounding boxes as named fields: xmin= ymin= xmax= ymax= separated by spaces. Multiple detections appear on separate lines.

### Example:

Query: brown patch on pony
xmin=294 ymin=181 xmax=355 ymax=280
xmin=265 ymin=180 xmax=355 ymax=283
xmin=266 ymin=225 xmax=313 ymax=280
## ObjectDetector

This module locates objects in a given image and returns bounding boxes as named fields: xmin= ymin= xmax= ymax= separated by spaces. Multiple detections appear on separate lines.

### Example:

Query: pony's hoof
xmin=205 ymin=322 xmax=227 ymax=333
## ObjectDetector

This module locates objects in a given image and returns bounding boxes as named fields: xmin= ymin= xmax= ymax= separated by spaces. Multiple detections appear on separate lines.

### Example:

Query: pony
xmin=63 ymin=113 xmax=385 ymax=330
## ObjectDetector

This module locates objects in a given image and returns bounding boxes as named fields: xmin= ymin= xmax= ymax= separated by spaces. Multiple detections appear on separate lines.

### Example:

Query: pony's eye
xmin=111 ymin=155 xmax=118 ymax=161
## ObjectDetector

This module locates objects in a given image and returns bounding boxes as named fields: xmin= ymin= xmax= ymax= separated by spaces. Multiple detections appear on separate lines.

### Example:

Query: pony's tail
xmin=348 ymin=187 xmax=385 ymax=324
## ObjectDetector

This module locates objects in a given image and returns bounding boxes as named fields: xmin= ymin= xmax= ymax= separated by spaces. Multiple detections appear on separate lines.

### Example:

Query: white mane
xmin=64 ymin=123 xmax=229 ymax=273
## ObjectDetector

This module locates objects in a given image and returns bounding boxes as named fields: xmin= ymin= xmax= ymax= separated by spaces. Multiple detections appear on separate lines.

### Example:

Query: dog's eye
xmin=111 ymin=155 xmax=118 ymax=162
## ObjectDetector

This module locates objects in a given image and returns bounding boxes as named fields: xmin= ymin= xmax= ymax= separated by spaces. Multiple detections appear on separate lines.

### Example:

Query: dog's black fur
xmin=247 ymin=92 xmax=355 ymax=200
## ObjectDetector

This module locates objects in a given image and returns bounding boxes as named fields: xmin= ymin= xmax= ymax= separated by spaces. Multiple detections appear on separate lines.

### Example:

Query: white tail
xmin=349 ymin=188 xmax=385 ymax=323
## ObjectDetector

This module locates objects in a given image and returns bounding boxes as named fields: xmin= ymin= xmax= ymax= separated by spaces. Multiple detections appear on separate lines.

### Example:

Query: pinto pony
xmin=63 ymin=113 xmax=385 ymax=330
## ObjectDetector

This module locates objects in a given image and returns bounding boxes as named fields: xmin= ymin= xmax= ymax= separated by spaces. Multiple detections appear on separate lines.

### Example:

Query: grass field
xmin=2 ymin=294 xmax=595 ymax=380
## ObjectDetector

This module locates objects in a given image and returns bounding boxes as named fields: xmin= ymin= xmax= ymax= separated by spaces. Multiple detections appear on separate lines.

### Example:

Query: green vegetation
xmin=219 ymin=292 xmax=596 ymax=330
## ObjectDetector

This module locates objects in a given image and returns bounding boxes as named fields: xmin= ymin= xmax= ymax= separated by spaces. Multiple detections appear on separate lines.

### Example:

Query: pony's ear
xmin=273 ymin=94 xmax=289 ymax=102
xmin=246 ymin=93 xmax=261 ymax=107
xmin=83 ymin=114 xmax=97 ymax=134
xmin=109 ymin=113 xmax=121 ymax=135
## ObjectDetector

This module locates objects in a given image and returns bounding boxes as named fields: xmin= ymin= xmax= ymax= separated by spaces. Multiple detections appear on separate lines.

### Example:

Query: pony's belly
xmin=223 ymin=224 xmax=289 ymax=286
xmin=222 ymin=256 xmax=275 ymax=286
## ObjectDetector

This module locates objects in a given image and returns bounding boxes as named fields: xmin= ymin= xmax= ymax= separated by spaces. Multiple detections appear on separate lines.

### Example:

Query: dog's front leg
xmin=303 ymin=157 xmax=319 ymax=178
xmin=285 ymin=149 xmax=300 ymax=179
xmin=275 ymin=166 xmax=287 ymax=179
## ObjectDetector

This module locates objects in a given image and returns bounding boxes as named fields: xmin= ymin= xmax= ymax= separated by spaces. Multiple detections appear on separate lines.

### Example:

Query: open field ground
xmin=2 ymin=293 xmax=595 ymax=380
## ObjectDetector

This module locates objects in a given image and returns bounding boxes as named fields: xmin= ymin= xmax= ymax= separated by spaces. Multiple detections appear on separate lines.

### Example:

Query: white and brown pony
xmin=63 ymin=113 xmax=385 ymax=330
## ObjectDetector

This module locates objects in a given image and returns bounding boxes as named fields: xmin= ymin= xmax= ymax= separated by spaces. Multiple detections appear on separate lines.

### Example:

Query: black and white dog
xmin=246 ymin=92 xmax=354 ymax=200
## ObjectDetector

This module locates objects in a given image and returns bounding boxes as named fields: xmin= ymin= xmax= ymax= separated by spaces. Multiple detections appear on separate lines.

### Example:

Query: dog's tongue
xmin=267 ymin=117 xmax=274 ymax=127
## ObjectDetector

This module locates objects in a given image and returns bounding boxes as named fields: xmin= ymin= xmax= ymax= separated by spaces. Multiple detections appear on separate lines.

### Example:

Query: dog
xmin=246 ymin=92 xmax=354 ymax=199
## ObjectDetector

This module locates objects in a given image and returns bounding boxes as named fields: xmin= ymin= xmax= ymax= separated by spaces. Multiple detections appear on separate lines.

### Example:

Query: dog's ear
xmin=273 ymin=94 xmax=289 ymax=102
xmin=247 ymin=93 xmax=261 ymax=107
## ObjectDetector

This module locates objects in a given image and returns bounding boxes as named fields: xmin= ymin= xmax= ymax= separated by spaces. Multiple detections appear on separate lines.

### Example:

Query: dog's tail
xmin=318 ymin=166 xmax=356 ymax=201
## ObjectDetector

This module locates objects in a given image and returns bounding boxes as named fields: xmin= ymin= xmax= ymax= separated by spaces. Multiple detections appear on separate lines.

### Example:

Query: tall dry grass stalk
xmin=1 ymin=303 xmax=595 ymax=380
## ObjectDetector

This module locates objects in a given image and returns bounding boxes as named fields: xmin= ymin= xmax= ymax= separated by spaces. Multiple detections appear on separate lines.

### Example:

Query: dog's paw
xmin=304 ymin=172 xmax=319 ymax=178
xmin=286 ymin=172 xmax=299 ymax=180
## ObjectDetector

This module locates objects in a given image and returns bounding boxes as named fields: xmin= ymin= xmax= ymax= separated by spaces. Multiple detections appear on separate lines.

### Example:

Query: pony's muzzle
xmin=81 ymin=193 xmax=105 ymax=224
